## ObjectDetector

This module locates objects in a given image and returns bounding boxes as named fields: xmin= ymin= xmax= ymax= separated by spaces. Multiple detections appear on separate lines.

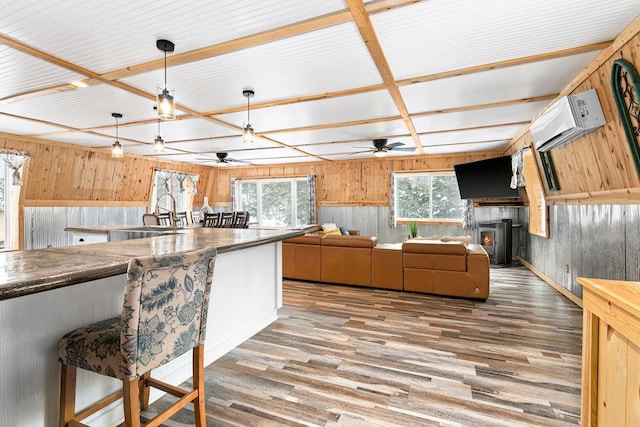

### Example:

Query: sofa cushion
xmin=319 ymin=228 xmax=342 ymax=235
xmin=322 ymin=223 xmax=338 ymax=231
xmin=321 ymin=235 xmax=378 ymax=248
xmin=322 ymin=246 xmax=372 ymax=286
xmin=402 ymin=239 xmax=467 ymax=255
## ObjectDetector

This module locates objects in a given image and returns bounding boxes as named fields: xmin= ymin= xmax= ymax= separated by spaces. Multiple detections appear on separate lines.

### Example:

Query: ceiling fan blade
xmin=228 ymin=158 xmax=251 ymax=164
xmin=352 ymin=145 xmax=374 ymax=149
xmin=386 ymin=142 xmax=406 ymax=149
xmin=348 ymin=150 xmax=374 ymax=155
xmin=389 ymin=146 xmax=416 ymax=152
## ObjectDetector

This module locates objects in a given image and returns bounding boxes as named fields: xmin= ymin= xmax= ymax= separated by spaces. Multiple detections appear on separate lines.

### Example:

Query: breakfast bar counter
xmin=0 ymin=227 xmax=303 ymax=426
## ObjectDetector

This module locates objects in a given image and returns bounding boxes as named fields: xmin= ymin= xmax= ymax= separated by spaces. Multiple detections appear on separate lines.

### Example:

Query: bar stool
xmin=232 ymin=211 xmax=250 ymax=228
xmin=219 ymin=212 xmax=234 ymax=228
xmin=58 ymin=247 xmax=217 ymax=427
xmin=203 ymin=212 xmax=220 ymax=228
xmin=175 ymin=211 xmax=189 ymax=226
xmin=142 ymin=214 xmax=159 ymax=226
xmin=156 ymin=212 xmax=172 ymax=226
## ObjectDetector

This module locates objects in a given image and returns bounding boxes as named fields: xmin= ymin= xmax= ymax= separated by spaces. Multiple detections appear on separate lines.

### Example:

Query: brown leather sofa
xmin=402 ymin=240 xmax=489 ymax=299
xmin=283 ymin=230 xmax=490 ymax=300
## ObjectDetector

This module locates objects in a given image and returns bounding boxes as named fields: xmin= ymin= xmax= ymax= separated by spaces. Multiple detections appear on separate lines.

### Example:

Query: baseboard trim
xmin=517 ymin=257 xmax=583 ymax=309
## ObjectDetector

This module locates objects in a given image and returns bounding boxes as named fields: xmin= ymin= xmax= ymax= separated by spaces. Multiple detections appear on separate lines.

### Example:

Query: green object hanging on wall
xmin=611 ymin=58 xmax=640 ymax=177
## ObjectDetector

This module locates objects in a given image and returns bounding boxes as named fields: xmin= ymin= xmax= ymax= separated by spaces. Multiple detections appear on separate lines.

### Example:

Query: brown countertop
xmin=0 ymin=227 xmax=303 ymax=301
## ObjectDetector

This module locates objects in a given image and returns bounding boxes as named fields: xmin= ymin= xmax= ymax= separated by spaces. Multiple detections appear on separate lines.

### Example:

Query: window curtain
xmin=307 ymin=174 xmax=317 ymax=224
xmin=189 ymin=174 xmax=199 ymax=195
xmin=510 ymin=149 xmax=526 ymax=189
xmin=0 ymin=152 xmax=30 ymax=186
xmin=230 ymin=178 xmax=238 ymax=210
xmin=389 ymin=171 xmax=396 ymax=227
xmin=176 ymin=174 xmax=187 ymax=192
xmin=157 ymin=170 xmax=171 ymax=192
xmin=462 ymin=199 xmax=474 ymax=230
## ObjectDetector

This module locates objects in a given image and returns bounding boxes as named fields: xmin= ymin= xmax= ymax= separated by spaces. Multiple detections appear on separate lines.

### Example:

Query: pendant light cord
xmin=164 ymin=49 xmax=167 ymax=88
xmin=247 ymin=96 xmax=250 ymax=123
xmin=115 ymin=116 xmax=119 ymax=140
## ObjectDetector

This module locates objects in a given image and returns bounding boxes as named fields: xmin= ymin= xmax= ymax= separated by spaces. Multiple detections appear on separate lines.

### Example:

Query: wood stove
xmin=478 ymin=219 xmax=512 ymax=265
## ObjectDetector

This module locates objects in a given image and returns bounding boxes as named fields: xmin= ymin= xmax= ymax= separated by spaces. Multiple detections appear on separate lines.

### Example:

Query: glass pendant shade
xmin=242 ymin=124 xmax=254 ymax=143
xmin=112 ymin=140 xmax=124 ymax=158
xmin=153 ymin=135 xmax=165 ymax=152
xmin=156 ymin=87 xmax=175 ymax=120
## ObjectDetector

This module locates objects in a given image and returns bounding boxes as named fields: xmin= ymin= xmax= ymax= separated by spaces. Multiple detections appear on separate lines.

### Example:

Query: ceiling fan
xmin=197 ymin=152 xmax=251 ymax=166
xmin=350 ymin=139 xmax=416 ymax=157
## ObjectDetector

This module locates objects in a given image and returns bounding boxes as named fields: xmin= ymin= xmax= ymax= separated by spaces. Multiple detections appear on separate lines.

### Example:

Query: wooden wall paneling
xmin=348 ymin=162 xmax=364 ymax=203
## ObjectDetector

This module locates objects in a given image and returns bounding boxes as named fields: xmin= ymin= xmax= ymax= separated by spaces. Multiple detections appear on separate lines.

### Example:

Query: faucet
xmin=156 ymin=194 xmax=178 ymax=229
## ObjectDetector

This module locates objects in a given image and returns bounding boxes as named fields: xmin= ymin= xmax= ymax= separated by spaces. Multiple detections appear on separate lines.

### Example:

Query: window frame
xmin=235 ymin=176 xmax=310 ymax=227
xmin=393 ymin=170 xmax=463 ymax=224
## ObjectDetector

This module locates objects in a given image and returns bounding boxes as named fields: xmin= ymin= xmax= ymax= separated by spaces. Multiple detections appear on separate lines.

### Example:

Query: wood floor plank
xmin=141 ymin=266 xmax=583 ymax=426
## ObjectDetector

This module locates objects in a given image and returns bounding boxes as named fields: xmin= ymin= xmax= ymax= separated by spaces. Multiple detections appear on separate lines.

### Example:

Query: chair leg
xmin=139 ymin=372 xmax=151 ymax=410
xmin=193 ymin=345 xmax=206 ymax=427
xmin=59 ymin=364 xmax=77 ymax=427
xmin=123 ymin=377 xmax=141 ymax=427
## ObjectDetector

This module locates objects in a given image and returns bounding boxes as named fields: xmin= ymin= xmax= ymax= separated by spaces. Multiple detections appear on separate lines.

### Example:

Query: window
xmin=236 ymin=177 xmax=311 ymax=227
xmin=394 ymin=172 xmax=463 ymax=221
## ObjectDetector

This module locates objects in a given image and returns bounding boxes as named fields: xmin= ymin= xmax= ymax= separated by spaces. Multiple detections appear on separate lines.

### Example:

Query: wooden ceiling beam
xmin=345 ymin=0 xmax=424 ymax=154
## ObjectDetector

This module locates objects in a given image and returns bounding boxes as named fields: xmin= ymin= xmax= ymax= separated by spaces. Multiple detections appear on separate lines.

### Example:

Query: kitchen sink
xmin=107 ymin=226 xmax=184 ymax=241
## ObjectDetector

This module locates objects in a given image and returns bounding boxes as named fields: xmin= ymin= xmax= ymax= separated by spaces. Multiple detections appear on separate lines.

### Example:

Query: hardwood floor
xmin=142 ymin=266 xmax=583 ymax=426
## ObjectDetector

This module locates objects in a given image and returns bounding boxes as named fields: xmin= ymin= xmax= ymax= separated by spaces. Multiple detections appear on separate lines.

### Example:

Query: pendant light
xmin=156 ymin=39 xmax=176 ymax=120
xmin=242 ymin=89 xmax=255 ymax=143
xmin=153 ymin=119 xmax=165 ymax=152
xmin=111 ymin=113 xmax=123 ymax=158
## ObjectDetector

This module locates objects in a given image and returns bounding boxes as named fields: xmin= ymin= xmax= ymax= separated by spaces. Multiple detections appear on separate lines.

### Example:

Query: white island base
xmin=0 ymin=242 xmax=283 ymax=427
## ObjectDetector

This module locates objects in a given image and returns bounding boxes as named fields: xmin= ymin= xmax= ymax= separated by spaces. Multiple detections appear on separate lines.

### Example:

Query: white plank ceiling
xmin=0 ymin=0 xmax=638 ymax=166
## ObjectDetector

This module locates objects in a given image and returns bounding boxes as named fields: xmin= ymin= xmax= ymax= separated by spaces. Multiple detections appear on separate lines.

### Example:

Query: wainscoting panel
xmin=625 ymin=204 xmax=640 ymax=281
xmin=524 ymin=204 xmax=630 ymax=299
xmin=24 ymin=206 xmax=145 ymax=249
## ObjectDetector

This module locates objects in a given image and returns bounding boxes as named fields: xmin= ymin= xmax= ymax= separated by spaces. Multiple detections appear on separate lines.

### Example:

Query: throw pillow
xmin=440 ymin=235 xmax=472 ymax=245
xmin=322 ymin=223 xmax=338 ymax=231
xmin=319 ymin=228 xmax=342 ymax=235
xmin=339 ymin=226 xmax=349 ymax=235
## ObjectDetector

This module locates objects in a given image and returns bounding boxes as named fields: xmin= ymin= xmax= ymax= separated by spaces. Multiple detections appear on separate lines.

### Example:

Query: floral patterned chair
xmin=58 ymin=247 xmax=217 ymax=427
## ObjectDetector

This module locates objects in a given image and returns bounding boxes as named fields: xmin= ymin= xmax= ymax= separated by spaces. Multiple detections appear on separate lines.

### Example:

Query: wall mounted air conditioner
xmin=531 ymin=89 xmax=606 ymax=152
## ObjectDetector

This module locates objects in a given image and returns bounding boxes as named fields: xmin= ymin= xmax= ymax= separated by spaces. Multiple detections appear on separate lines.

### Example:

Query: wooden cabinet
xmin=578 ymin=277 xmax=640 ymax=426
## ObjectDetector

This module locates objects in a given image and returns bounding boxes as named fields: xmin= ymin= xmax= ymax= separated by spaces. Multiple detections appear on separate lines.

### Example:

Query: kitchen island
xmin=0 ymin=226 xmax=303 ymax=426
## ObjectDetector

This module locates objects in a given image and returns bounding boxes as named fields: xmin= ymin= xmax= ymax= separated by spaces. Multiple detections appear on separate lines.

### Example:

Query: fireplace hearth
xmin=478 ymin=219 xmax=512 ymax=265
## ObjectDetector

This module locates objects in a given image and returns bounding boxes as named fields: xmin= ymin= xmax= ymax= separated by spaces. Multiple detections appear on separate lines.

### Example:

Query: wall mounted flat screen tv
xmin=454 ymin=156 xmax=520 ymax=199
